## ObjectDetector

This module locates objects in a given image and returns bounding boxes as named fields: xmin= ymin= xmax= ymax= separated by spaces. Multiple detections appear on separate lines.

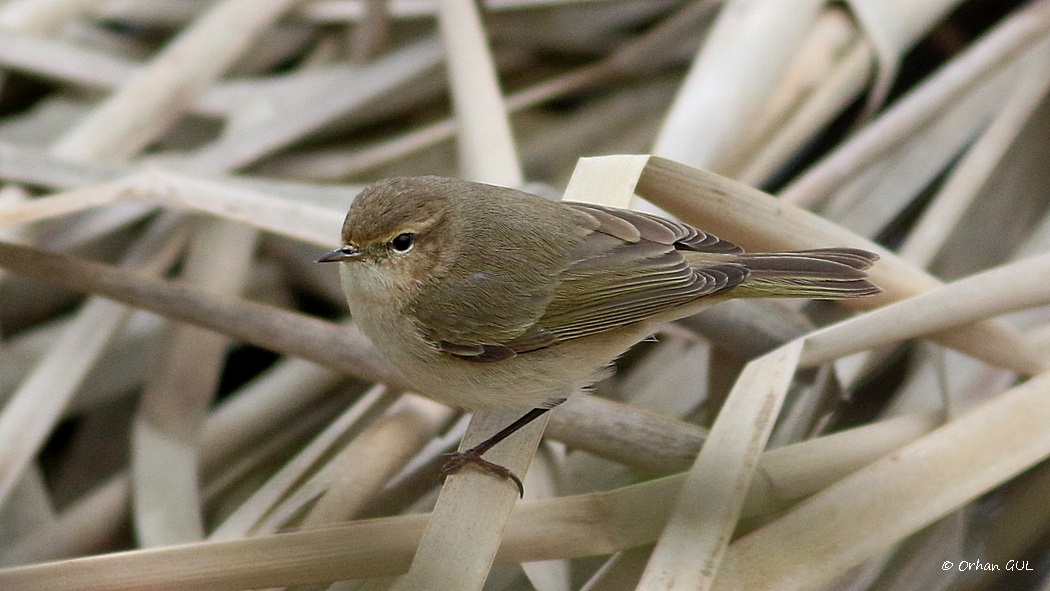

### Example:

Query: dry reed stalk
xmin=653 ymin=0 xmax=825 ymax=171
xmin=12 ymin=0 xmax=307 ymax=550
xmin=198 ymin=357 xmax=346 ymax=472
xmin=255 ymin=0 xmax=714 ymax=182
xmin=899 ymin=38 xmax=1050 ymax=265
xmin=637 ymin=341 xmax=803 ymax=590
xmin=0 ymin=410 xmax=940 ymax=590
xmin=297 ymin=395 xmax=453 ymax=525
xmin=0 ymin=0 xmax=109 ymax=35
xmin=782 ymin=0 xmax=1050 ymax=208
xmin=710 ymin=368 xmax=1050 ymax=591
xmin=0 ymin=169 xmax=345 ymax=245
xmin=820 ymin=56 xmax=1023 ymax=239
xmin=0 ymin=216 xmax=186 ymax=510
xmin=51 ymin=0 xmax=303 ymax=161
xmin=0 ymin=475 xmax=128 ymax=567
xmin=208 ymin=385 xmax=395 ymax=540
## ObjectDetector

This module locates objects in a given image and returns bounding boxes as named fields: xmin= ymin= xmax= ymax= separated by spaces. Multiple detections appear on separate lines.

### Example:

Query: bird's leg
xmin=441 ymin=406 xmax=554 ymax=497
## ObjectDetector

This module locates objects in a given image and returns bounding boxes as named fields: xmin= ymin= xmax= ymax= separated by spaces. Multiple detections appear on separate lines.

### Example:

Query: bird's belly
xmin=384 ymin=322 xmax=652 ymax=411
xmin=345 ymin=284 xmax=655 ymax=409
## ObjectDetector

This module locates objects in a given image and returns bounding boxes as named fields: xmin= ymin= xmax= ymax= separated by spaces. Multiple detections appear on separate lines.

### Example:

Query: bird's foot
xmin=441 ymin=448 xmax=524 ymax=497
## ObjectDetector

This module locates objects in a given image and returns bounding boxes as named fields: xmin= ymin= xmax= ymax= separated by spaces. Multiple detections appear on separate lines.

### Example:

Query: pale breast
xmin=365 ymin=308 xmax=653 ymax=410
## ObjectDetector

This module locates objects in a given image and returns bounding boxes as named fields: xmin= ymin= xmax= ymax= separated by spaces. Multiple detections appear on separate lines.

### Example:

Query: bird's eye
xmin=390 ymin=233 xmax=415 ymax=252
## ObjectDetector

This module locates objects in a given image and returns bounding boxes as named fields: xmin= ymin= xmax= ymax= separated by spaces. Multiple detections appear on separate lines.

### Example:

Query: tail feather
xmin=771 ymin=248 xmax=879 ymax=271
xmin=731 ymin=247 xmax=881 ymax=299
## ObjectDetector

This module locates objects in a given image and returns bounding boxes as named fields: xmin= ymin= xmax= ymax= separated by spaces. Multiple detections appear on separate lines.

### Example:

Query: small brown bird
xmin=319 ymin=176 xmax=880 ymax=493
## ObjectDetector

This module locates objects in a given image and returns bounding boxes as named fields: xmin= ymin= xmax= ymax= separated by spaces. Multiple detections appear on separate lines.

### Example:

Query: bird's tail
xmin=731 ymin=248 xmax=881 ymax=299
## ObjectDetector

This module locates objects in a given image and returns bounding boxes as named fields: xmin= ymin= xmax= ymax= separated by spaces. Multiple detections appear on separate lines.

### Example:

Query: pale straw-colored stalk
xmin=256 ymin=0 xmax=717 ymax=181
xmin=899 ymin=37 xmax=1050 ymax=266
xmin=17 ymin=0 xmax=306 ymax=550
xmin=781 ymin=0 xmax=1050 ymax=208
xmin=296 ymin=395 xmax=453 ymax=525
xmin=653 ymin=0 xmax=825 ymax=172
xmin=182 ymin=35 xmax=444 ymax=173
xmin=0 ymin=215 xmax=186 ymax=512
xmin=0 ymin=0 xmax=108 ymax=35
xmin=637 ymin=341 xmax=803 ymax=590
xmin=709 ymin=368 xmax=1050 ymax=591
xmin=0 ymin=410 xmax=939 ymax=590
xmin=209 ymin=385 xmax=397 ymax=539
xmin=50 ymin=0 xmax=302 ymax=161
xmin=821 ymin=55 xmax=1023 ymax=238
xmin=0 ymin=475 xmax=128 ymax=567
xmin=0 ymin=169 xmax=344 ymax=245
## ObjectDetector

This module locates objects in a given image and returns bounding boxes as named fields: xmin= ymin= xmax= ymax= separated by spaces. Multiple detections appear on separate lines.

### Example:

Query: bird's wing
xmin=565 ymin=202 xmax=743 ymax=255
xmin=419 ymin=202 xmax=751 ymax=362
xmin=500 ymin=203 xmax=749 ymax=353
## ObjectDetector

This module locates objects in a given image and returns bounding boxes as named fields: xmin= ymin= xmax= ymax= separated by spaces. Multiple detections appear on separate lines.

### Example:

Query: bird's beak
xmin=316 ymin=245 xmax=360 ymax=263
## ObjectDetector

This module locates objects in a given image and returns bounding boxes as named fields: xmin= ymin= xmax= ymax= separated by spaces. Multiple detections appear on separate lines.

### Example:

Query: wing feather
xmin=421 ymin=200 xmax=750 ymax=361
xmin=498 ymin=204 xmax=751 ymax=355
xmin=569 ymin=202 xmax=743 ymax=253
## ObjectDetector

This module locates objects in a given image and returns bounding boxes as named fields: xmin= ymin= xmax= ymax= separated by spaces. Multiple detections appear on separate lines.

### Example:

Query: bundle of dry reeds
xmin=0 ymin=1 xmax=1049 ymax=590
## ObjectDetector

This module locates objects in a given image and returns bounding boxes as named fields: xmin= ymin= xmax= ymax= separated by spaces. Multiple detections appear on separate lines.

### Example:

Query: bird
xmin=318 ymin=175 xmax=880 ymax=494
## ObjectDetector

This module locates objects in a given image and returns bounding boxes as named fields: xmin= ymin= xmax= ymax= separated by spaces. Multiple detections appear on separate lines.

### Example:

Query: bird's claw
xmin=441 ymin=449 xmax=524 ymax=497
